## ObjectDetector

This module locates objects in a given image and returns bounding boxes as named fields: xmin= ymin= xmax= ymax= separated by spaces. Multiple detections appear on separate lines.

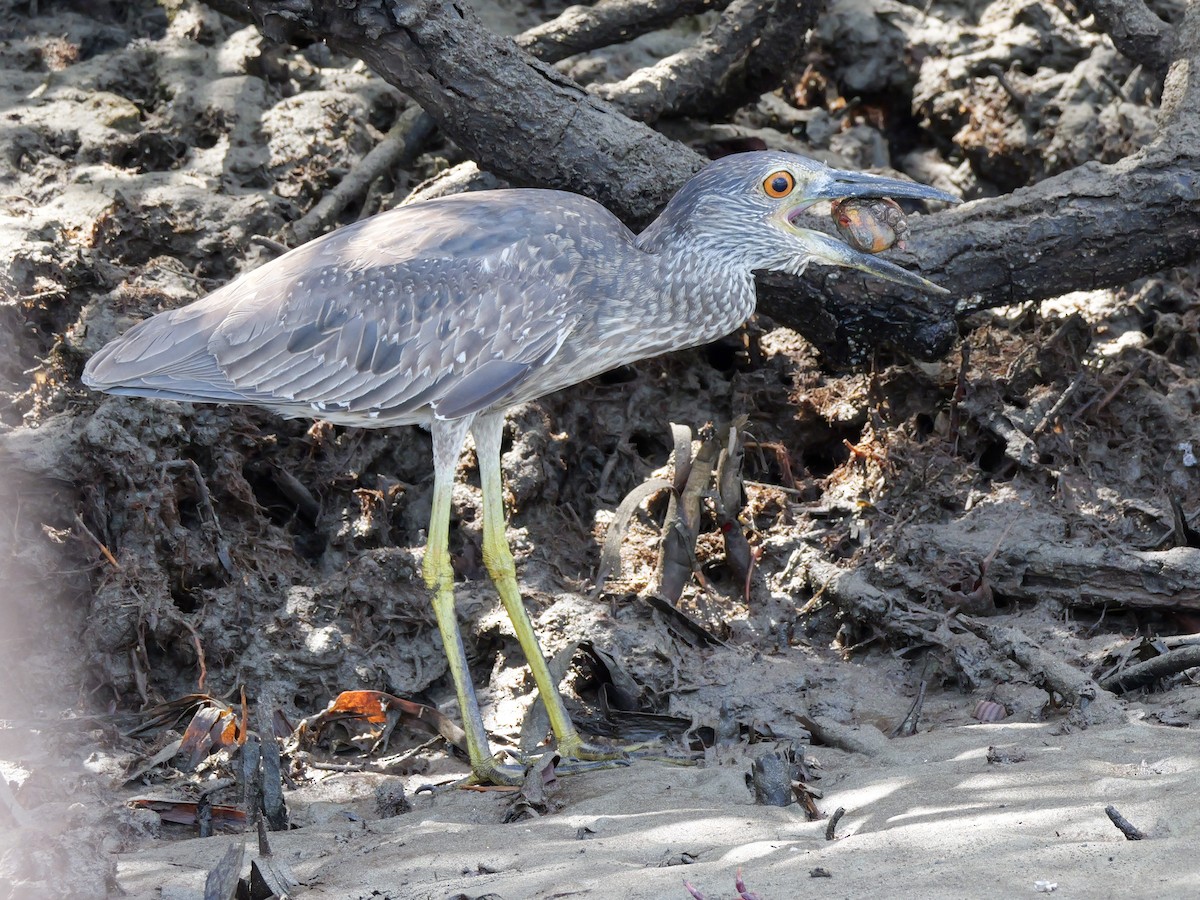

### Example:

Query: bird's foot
xmin=557 ymin=733 xmax=644 ymax=762
xmin=556 ymin=734 xmax=699 ymax=767
xmin=422 ymin=749 xmax=632 ymax=792
xmin=414 ymin=755 xmax=529 ymax=793
xmin=420 ymin=737 xmax=694 ymax=793
xmin=467 ymin=758 xmax=530 ymax=788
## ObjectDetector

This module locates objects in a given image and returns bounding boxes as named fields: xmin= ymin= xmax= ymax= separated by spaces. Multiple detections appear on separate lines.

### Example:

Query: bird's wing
xmin=86 ymin=191 xmax=629 ymax=420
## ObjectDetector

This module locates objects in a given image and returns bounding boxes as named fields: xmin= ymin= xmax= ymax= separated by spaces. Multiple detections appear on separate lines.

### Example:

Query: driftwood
xmin=898 ymin=524 xmax=1200 ymax=611
xmin=787 ymin=543 xmax=1131 ymax=719
xmin=786 ymin=543 xmax=1000 ymax=688
xmin=516 ymin=0 xmax=731 ymax=65
xmin=1100 ymin=644 xmax=1200 ymax=694
xmin=958 ymin=618 xmax=1125 ymax=725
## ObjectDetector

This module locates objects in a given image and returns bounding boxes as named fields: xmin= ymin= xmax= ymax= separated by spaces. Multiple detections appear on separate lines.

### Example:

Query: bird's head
xmin=637 ymin=151 xmax=960 ymax=294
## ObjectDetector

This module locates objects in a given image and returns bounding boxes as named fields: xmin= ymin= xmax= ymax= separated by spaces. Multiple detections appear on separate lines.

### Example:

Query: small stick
xmin=73 ymin=514 xmax=120 ymax=569
xmin=1104 ymin=804 xmax=1146 ymax=840
xmin=825 ymin=806 xmax=846 ymax=841
xmin=180 ymin=619 xmax=209 ymax=692
xmin=286 ymin=105 xmax=433 ymax=245
xmin=1099 ymin=644 xmax=1200 ymax=693
xmin=1074 ymin=360 xmax=1143 ymax=421
xmin=948 ymin=342 xmax=970 ymax=454
xmin=1032 ymin=371 xmax=1086 ymax=437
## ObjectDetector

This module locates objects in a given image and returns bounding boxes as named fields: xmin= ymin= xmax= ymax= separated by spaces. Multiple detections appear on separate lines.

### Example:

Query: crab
xmin=830 ymin=196 xmax=909 ymax=253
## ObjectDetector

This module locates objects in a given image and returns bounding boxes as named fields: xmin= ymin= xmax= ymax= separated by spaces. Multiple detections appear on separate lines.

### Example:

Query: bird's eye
xmin=763 ymin=171 xmax=795 ymax=198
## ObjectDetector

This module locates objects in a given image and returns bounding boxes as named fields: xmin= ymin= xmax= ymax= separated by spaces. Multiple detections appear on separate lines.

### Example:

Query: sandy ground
xmin=111 ymin=721 xmax=1200 ymax=899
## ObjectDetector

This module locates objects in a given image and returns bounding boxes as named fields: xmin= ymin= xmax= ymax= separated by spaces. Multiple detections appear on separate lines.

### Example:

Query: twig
xmin=1032 ymin=371 xmax=1086 ymax=437
xmin=285 ymin=104 xmax=434 ymax=244
xmin=248 ymin=234 xmax=289 ymax=257
xmin=1079 ymin=360 xmax=1144 ymax=421
xmin=162 ymin=459 xmax=236 ymax=575
xmin=948 ymin=342 xmax=969 ymax=454
xmin=1099 ymin=644 xmax=1200 ymax=693
xmin=180 ymin=619 xmax=209 ymax=693
xmin=516 ymin=0 xmax=730 ymax=64
xmin=73 ymin=513 xmax=120 ymax=570
xmin=890 ymin=661 xmax=932 ymax=737
xmin=744 ymin=479 xmax=805 ymax=497
xmin=825 ymin=806 xmax=845 ymax=841
xmin=1104 ymin=804 xmax=1146 ymax=840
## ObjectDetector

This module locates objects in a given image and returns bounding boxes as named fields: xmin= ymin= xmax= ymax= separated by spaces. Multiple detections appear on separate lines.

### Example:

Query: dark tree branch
xmin=284 ymin=105 xmax=434 ymax=244
xmin=516 ymin=0 xmax=731 ymax=65
xmin=1075 ymin=0 xmax=1175 ymax=73
xmin=212 ymin=0 xmax=705 ymax=226
xmin=757 ymin=0 xmax=1200 ymax=365
xmin=206 ymin=0 xmax=819 ymax=223
xmin=592 ymin=0 xmax=823 ymax=123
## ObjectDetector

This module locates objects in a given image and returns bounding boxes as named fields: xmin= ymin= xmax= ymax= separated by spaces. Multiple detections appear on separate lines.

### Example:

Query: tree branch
xmin=208 ymin=0 xmax=1200 ymax=367
xmin=1074 ymin=0 xmax=1175 ymax=73
xmin=225 ymin=0 xmax=705 ymax=226
xmin=516 ymin=0 xmax=731 ymax=65
xmin=592 ymin=0 xmax=823 ymax=123
xmin=757 ymin=0 xmax=1200 ymax=365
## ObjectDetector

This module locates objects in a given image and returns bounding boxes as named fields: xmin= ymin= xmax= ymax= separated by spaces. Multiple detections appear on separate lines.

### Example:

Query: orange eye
xmin=763 ymin=171 xmax=795 ymax=198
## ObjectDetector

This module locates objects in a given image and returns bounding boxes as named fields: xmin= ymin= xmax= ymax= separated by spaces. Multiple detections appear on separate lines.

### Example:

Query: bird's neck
xmin=646 ymin=243 xmax=759 ymax=348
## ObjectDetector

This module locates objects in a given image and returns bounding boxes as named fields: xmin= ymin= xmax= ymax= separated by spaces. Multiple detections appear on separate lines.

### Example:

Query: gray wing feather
xmin=85 ymin=190 xmax=629 ymax=421
xmin=83 ymin=293 xmax=255 ymax=403
xmin=208 ymin=194 xmax=595 ymax=418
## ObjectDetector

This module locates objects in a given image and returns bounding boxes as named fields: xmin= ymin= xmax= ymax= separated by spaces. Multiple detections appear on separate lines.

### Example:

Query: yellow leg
xmin=426 ymin=418 xmax=522 ymax=785
xmin=472 ymin=413 xmax=610 ymax=761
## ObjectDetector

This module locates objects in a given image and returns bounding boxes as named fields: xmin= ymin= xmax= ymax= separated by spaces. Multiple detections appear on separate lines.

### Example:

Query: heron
xmin=83 ymin=151 xmax=958 ymax=785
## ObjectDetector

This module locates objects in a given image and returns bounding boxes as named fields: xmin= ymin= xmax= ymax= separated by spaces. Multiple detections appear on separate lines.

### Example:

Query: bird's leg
xmin=471 ymin=413 xmax=630 ymax=764
xmin=426 ymin=417 xmax=524 ymax=786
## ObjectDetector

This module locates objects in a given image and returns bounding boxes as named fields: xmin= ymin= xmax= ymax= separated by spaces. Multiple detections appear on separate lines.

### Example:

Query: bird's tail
xmin=82 ymin=296 xmax=250 ymax=403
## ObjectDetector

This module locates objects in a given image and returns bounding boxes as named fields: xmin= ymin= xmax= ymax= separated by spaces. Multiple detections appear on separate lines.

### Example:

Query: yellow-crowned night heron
xmin=83 ymin=151 xmax=957 ymax=784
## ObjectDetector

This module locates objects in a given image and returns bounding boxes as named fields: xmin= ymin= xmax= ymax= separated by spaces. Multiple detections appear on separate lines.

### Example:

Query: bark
xmin=1074 ymin=0 xmax=1176 ymax=73
xmin=516 ymin=0 xmax=731 ymax=64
